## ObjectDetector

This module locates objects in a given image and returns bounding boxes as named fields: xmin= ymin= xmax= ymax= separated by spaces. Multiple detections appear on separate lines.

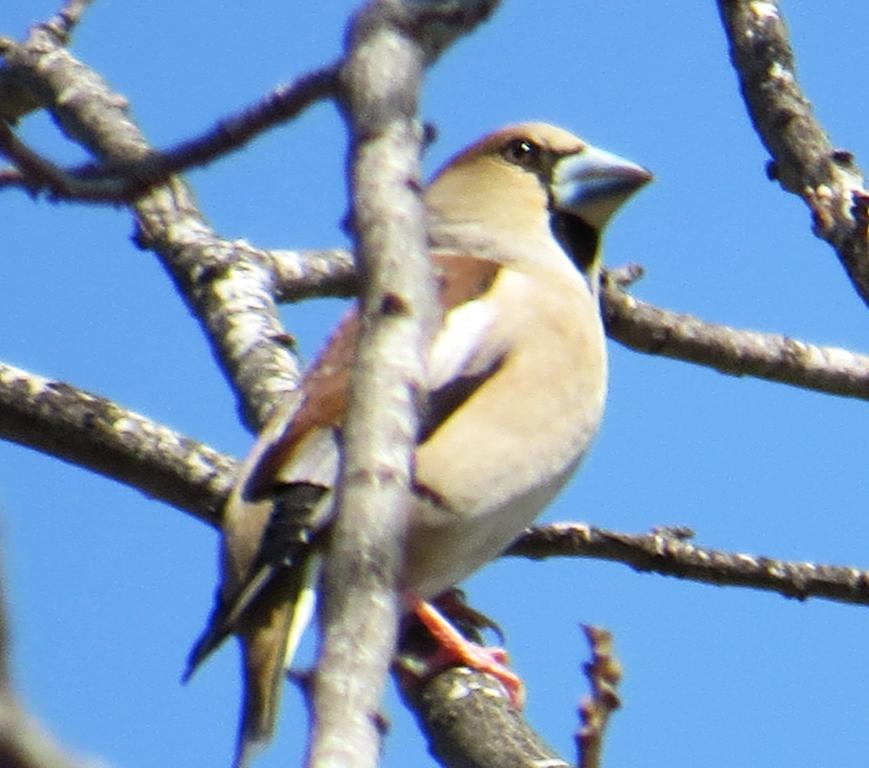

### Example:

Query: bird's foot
xmin=398 ymin=594 xmax=525 ymax=708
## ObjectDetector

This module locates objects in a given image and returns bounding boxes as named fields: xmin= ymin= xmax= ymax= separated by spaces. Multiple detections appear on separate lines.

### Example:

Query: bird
xmin=184 ymin=122 xmax=651 ymax=768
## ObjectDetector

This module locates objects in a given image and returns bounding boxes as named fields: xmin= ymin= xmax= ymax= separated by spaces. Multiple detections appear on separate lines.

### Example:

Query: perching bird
xmin=184 ymin=122 xmax=651 ymax=768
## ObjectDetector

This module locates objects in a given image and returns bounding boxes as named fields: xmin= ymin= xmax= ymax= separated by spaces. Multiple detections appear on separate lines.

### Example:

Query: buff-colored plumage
xmin=185 ymin=123 xmax=651 ymax=768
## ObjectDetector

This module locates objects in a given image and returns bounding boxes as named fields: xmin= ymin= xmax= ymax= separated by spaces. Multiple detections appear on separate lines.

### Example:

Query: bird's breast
xmin=405 ymin=265 xmax=606 ymax=597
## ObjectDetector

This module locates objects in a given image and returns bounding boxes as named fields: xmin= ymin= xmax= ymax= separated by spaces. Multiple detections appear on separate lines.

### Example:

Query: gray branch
xmin=602 ymin=268 xmax=869 ymax=400
xmin=0 ymin=362 xmax=233 ymax=528
xmin=716 ymin=0 xmax=869 ymax=306
xmin=509 ymin=523 xmax=869 ymax=608
xmin=308 ymin=0 xmax=480 ymax=765
xmin=1 ymin=22 xmax=306 ymax=429
xmin=0 ymin=67 xmax=338 ymax=203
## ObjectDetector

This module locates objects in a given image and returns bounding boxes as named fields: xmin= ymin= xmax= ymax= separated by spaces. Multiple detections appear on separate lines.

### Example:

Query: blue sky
xmin=3 ymin=2 xmax=869 ymax=767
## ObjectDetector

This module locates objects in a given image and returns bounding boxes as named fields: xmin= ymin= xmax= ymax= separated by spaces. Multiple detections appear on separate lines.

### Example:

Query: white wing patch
xmin=427 ymin=297 xmax=497 ymax=392
xmin=283 ymin=554 xmax=321 ymax=670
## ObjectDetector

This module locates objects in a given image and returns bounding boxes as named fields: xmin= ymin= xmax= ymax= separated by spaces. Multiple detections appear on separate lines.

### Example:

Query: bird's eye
xmin=502 ymin=138 xmax=540 ymax=167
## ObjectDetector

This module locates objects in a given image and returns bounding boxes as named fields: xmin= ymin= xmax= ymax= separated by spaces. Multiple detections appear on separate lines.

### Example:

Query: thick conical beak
xmin=552 ymin=144 xmax=652 ymax=229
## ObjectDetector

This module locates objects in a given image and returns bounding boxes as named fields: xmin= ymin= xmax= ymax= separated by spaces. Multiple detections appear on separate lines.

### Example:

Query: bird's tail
xmin=232 ymin=554 xmax=320 ymax=768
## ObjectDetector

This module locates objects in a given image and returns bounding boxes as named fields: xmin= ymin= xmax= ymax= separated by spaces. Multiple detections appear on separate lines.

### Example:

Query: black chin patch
xmin=550 ymin=213 xmax=599 ymax=274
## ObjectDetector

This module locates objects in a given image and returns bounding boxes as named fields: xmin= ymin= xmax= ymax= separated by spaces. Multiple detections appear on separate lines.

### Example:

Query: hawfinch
xmin=185 ymin=122 xmax=650 ymax=768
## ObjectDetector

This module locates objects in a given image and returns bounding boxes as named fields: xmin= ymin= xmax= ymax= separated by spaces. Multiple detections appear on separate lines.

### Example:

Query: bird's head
xmin=425 ymin=122 xmax=651 ymax=279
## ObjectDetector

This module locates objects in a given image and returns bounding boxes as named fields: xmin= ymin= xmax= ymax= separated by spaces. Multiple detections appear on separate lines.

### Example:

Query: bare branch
xmin=0 ymin=689 xmax=108 ymax=768
xmin=0 ymin=67 xmax=338 ymax=203
xmin=602 ymin=272 xmax=869 ymax=400
xmin=401 ymin=667 xmax=568 ymax=768
xmin=307 ymin=2 xmax=436 ymax=766
xmin=42 ymin=0 xmax=93 ymax=43
xmin=509 ymin=523 xmax=869 ymax=608
xmin=0 ymin=0 xmax=92 ymax=123
xmin=0 ymin=29 xmax=303 ymax=428
xmin=309 ymin=2 xmax=500 ymax=767
xmin=270 ymin=248 xmax=357 ymax=303
xmin=716 ymin=0 xmax=869 ymax=306
xmin=0 ymin=361 xmax=234 ymax=528
xmin=576 ymin=626 xmax=621 ymax=768
xmin=0 ymin=122 xmax=98 ymax=198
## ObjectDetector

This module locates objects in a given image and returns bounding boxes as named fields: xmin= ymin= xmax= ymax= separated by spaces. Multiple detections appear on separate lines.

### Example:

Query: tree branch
xmin=0 ymin=361 xmax=233 ymax=528
xmin=602 ymin=269 xmax=869 ymax=400
xmin=0 ymin=24 xmax=306 ymax=429
xmin=401 ymin=667 xmax=568 ymax=768
xmin=0 ymin=67 xmax=338 ymax=203
xmin=576 ymin=626 xmax=621 ymax=768
xmin=307 ymin=2 xmax=437 ymax=766
xmin=308 ymin=2 xmax=500 ymax=767
xmin=509 ymin=523 xmax=869 ymax=608
xmin=716 ymin=0 xmax=869 ymax=306
xmin=0 ymin=684 xmax=107 ymax=768
xmin=0 ymin=0 xmax=92 ymax=123
xmin=270 ymin=248 xmax=357 ymax=303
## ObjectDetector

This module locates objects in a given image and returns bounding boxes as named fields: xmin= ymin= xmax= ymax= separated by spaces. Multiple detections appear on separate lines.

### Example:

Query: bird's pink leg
xmin=404 ymin=594 xmax=525 ymax=708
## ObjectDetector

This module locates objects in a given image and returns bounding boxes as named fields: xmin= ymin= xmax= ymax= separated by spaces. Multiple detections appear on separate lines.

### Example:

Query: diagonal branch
xmin=0 ymin=28 xmax=306 ymax=429
xmin=0 ymin=66 xmax=338 ymax=203
xmin=401 ymin=667 xmax=568 ymax=768
xmin=0 ymin=361 xmax=233 ymax=528
xmin=716 ymin=0 xmax=869 ymax=306
xmin=0 ymin=0 xmax=92 ymax=124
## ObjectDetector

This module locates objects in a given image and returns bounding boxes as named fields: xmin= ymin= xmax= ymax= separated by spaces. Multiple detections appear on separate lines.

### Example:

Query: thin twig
xmin=577 ymin=626 xmax=621 ymax=768
xmin=602 ymin=272 xmax=869 ymax=400
xmin=43 ymin=0 xmax=93 ymax=43
xmin=509 ymin=523 xmax=869 ymax=608
xmin=0 ymin=67 xmax=339 ymax=203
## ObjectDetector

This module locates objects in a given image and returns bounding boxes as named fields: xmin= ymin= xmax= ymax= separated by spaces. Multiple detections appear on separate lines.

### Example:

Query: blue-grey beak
xmin=552 ymin=145 xmax=652 ymax=229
